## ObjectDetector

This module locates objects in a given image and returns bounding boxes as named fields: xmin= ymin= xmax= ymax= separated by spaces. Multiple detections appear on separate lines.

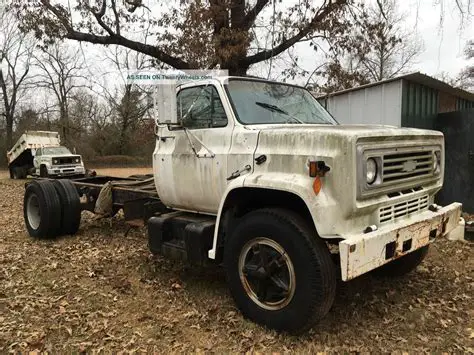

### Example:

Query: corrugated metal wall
xmin=401 ymin=79 xmax=474 ymax=129
xmin=401 ymin=80 xmax=438 ymax=129
xmin=456 ymin=97 xmax=474 ymax=110
xmin=320 ymin=80 xmax=403 ymax=126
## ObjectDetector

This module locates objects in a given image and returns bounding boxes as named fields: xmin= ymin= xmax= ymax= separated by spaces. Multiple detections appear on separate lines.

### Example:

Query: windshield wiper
xmin=255 ymin=102 xmax=304 ymax=124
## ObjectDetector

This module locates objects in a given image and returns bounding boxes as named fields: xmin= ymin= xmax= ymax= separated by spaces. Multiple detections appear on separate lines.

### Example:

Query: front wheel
xmin=224 ymin=208 xmax=336 ymax=333
xmin=40 ymin=165 xmax=49 ymax=178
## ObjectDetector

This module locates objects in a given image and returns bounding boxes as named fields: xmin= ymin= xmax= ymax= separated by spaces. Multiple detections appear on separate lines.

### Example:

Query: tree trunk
xmin=5 ymin=113 xmax=13 ymax=149
xmin=228 ymin=65 xmax=249 ymax=76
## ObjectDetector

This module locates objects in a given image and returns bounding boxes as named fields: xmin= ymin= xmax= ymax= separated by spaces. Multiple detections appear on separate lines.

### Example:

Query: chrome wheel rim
xmin=238 ymin=237 xmax=296 ymax=310
xmin=26 ymin=193 xmax=41 ymax=230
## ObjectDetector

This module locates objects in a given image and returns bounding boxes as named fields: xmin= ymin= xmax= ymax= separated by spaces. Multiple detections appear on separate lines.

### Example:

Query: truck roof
xmin=178 ymin=76 xmax=306 ymax=90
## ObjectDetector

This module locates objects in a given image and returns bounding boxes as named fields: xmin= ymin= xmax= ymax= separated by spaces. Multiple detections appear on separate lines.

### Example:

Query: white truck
xmin=22 ymin=77 xmax=462 ymax=333
xmin=7 ymin=131 xmax=85 ymax=179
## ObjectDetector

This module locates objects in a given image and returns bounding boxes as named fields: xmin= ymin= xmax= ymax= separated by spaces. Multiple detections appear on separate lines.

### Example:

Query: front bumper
xmin=47 ymin=165 xmax=85 ymax=176
xmin=339 ymin=202 xmax=462 ymax=281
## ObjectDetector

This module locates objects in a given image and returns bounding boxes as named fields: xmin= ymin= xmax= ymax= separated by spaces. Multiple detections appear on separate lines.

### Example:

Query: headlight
xmin=53 ymin=159 xmax=59 ymax=164
xmin=433 ymin=151 xmax=441 ymax=175
xmin=366 ymin=158 xmax=377 ymax=184
xmin=75 ymin=158 xmax=80 ymax=163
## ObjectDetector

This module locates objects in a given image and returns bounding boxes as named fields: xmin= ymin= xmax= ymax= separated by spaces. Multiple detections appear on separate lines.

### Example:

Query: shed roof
xmin=316 ymin=72 xmax=474 ymax=102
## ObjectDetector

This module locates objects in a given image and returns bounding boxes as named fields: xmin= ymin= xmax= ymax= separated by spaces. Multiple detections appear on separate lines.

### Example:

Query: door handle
xmin=227 ymin=165 xmax=251 ymax=181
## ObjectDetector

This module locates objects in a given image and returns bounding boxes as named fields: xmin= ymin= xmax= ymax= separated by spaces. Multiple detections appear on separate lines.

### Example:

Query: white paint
xmin=446 ymin=217 xmax=466 ymax=241
xmin=322 ymin=80 xmax=403 ymax=126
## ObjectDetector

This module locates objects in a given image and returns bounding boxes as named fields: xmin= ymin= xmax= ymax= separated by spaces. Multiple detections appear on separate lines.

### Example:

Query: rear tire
xmin=224 ymin=208 xmax=336 ymax=333
xmin=52 ymin=180 xmax=82 ymax=236
xmin=374 ymin=245 xmax=430 ymax=277
xmin=24 ymin=180 xmax=62 ymax=238
xmin=16 ymin=166 xmax=27 ymax=179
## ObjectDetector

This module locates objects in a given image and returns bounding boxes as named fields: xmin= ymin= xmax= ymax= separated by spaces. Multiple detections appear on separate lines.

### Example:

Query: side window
xmin=177 ymin=86 xmax=227 ymax=129
xmin=36 ymin=149 xmax=42 ymax=157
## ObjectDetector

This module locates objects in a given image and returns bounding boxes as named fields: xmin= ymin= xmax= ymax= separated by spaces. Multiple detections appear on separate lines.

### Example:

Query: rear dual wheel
xmin=10 ymin=166 xmax=27 ymax=179
xmin=52 ymin=180 xmax=81 ymax=236
xmin=24 ymin=180 xmax=81 ymax=238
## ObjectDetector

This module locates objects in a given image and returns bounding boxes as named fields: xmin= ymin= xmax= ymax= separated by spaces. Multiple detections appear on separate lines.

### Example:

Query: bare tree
xmin=32 ymin=43 xmax=88 ymax=145
xmin=308 ymin=0 xmax=423 ymax=93
xmin=458 ymin=40 xmax=474 ymax=91
xmin=93 ymin=45 xmax=153 ymax=154
xmin=0 ymin=8 xmax=34 ymax=148
xmin=359 ymin=0 xmax=423 ymax=82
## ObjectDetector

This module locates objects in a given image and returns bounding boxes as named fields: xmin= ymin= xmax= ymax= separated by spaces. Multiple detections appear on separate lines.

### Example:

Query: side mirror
xmin=155 ymin=83 xmax=178 ymax=125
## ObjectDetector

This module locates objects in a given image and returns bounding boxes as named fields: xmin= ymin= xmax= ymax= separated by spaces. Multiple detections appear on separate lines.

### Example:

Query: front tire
xmin=374 ymin=245 xmax=430 ymax=277
xmin=224 ymin=208 xmax=336 ymax=333
xmin=40 ymin=165 xmax=49 ymax=178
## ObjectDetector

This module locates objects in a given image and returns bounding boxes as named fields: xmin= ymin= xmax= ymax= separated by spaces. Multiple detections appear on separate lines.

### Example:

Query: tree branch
xmin=241 ymin=0 xmax=270 ymax=30
xmin=243 ymin=1 xmax=342 ymax=66
xmin=40 ymin=0 xmax=190 ymax=69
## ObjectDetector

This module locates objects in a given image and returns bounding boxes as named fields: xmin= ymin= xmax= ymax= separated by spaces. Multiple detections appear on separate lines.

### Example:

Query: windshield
xmin=225 ymin=79 xmax=337 ymax=125
xmin=42 ymin=146 xmax=72 ymax=155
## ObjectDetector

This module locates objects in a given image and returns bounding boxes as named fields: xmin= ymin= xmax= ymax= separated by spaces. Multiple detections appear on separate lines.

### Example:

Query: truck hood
xmin=246 ymin=124 xmax=443 ymax=141
xmin=50 ymin=154 xmax=82 ymax=158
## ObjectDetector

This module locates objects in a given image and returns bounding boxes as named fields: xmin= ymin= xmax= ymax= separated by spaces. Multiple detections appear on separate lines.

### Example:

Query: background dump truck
xmin=7 ymin=131 xmax=85 ymax=179
xmin=21 ymin=77 xmax=462 ymax=333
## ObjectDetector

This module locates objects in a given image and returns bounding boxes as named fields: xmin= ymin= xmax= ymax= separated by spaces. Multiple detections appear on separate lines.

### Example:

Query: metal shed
xmin=317 ymin=72 xmax=474 ymax=128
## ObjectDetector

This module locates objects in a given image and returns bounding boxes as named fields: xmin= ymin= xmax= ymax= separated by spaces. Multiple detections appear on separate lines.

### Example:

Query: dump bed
xmin=7 ymin=131 xmax=60 ymax=165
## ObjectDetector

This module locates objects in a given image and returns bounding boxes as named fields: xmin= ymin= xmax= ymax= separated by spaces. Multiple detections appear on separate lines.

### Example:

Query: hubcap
xmin=26 ymin=193 xmax=41 ymax=230
xmin=238 ymin=237 xmax=296 ymax=310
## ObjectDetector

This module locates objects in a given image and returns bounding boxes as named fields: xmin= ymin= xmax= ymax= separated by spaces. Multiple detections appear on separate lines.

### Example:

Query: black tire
xmin=224 ymin=208 xmax=336 ymax=333
xmin=374 ymin=245 xmax=430 ymax=277
xmin=23 ymin=180 xmax=62 ymax=239
xmin=40 ymin=165 xmax=48 ymax=178
xmin=52 ymin=180 xmax=82 ymax=236
xmin=16 ymin=166 xmax=27 ymax=179
xmin=10 ymin=166 xmax=27 ymax=180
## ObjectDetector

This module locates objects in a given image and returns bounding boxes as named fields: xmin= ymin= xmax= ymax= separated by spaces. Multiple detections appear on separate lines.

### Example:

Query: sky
xmin=397 ymin=0 xmax=472 ymax=76
xmin=288 ymin=0 xmax=474 ymax=86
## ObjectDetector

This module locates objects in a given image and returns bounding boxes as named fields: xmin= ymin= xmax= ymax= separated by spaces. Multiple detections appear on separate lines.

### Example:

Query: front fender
xmin=208 ymin=175 xmax=247 ymax=259
xmin=243 ymin=172 xmax=338 ymax=235
xmin=208 ymin=172 xmax=338 ymax=259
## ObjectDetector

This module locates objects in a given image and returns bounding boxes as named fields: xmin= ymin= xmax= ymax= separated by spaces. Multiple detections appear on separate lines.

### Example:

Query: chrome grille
xmin=382 ymin=151 xmax=433 ymax=184
xmin=379 ymin=195 xmax=429 ymax=223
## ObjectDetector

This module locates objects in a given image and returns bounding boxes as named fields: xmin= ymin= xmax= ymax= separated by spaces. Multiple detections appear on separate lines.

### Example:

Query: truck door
xmin=154 ymin=83 xmax=233 ymax=213
xmin=33 ymin=148 xmax=42 ymax=170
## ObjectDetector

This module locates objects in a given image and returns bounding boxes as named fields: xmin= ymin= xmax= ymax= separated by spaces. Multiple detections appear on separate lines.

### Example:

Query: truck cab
xmin=32 ymin=146 xmax=85 ymax=177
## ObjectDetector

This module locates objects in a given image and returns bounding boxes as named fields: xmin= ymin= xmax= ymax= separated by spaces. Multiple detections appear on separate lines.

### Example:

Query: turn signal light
xmin=309 ymin=160 xmax=330 ymax=177
xmin=313 ymin=176 xmax=322 ymax=195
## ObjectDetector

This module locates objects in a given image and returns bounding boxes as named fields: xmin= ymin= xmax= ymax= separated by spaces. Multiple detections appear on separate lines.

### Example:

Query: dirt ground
xmin=0 ymin=169 xmax=472 ymax=352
